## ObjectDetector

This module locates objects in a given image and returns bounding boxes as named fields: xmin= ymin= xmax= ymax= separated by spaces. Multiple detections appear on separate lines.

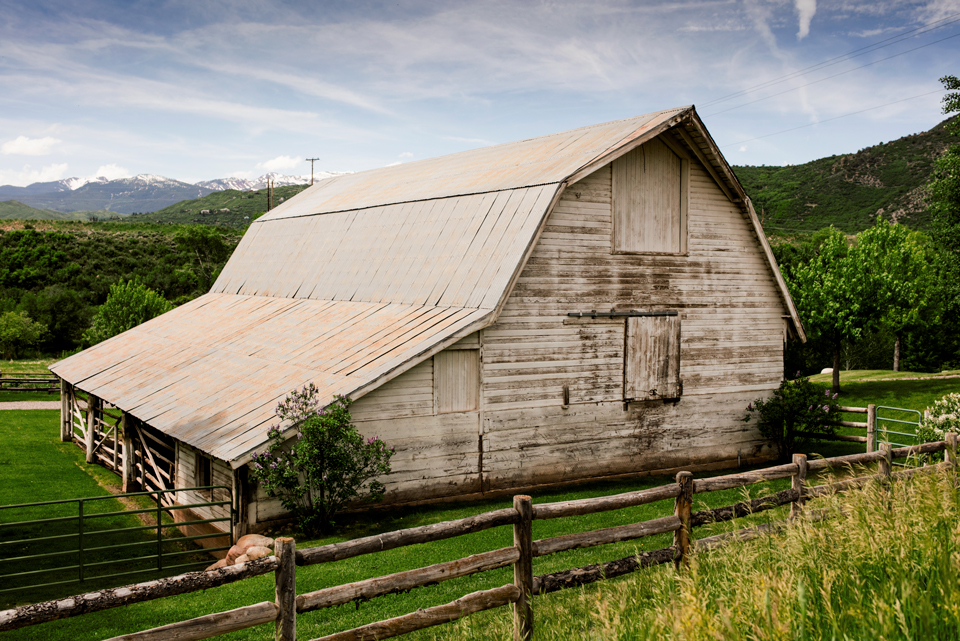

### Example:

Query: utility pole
xmin=267 ymin=178 xmax=274 ymax=211
xmin=306 ymin=158 xmax=320 ymax=185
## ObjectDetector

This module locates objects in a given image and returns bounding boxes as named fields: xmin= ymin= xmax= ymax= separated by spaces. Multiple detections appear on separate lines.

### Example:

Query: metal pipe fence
xmin=0 ymin=486 xmax=233 ymax=596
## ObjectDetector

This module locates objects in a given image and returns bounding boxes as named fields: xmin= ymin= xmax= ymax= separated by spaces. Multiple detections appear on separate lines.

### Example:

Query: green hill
xmin=0 ymin=200 xmax=119 ymax=221
xmin=130 ymin=184 xmax=311 ymax=228
xmin=734 ymin=116 xmax=957 ymax=234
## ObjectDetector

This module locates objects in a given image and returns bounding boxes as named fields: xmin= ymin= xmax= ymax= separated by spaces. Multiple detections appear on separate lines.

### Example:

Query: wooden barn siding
xmin=479 ymin=155 xmax=783 ymax=489
xmin=175 ymin=442 xmax=232 ymax=524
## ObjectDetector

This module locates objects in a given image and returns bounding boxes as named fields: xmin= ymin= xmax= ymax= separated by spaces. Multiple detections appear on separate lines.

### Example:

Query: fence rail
xmin=1 ymin=435 xmax=956 ymax=640
xmin=0 ymin=372 xmax=58 ymax=393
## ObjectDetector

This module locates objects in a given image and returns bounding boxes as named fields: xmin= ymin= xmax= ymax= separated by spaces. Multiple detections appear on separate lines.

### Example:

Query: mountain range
xmin=0 ymin=171 xmax=347 ymax=216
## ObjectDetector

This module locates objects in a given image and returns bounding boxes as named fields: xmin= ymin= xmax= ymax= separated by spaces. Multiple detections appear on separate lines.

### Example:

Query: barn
xmin=51 ymin=105 xmax=804 ymax=539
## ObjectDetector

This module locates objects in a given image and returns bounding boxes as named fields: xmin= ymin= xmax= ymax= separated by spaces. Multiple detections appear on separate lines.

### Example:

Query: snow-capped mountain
xmin=0 ymin=171 xmax=349 ymax=215
xmin=196 ymin=171 xmax=349 ymax=191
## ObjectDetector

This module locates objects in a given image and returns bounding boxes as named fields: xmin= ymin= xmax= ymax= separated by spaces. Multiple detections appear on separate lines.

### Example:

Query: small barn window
xmin=195 ymin=453 xmax=212 ymax=489
xmin=612 ymin=137 xmax=689 ymax=254
xmin=434 ymin=349 xmax=480 ymax=414
xmin=624 ymin=315 xmax=681 ymax=401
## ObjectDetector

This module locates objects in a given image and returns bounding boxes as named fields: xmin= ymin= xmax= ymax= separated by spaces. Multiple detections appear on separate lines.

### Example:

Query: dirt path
xmin=0 ymin=401 xmax=60 ymax=410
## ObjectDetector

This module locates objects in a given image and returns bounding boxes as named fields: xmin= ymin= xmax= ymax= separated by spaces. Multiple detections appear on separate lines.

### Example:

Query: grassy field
xmin=4 ymin=374 xmax=959 ymax=639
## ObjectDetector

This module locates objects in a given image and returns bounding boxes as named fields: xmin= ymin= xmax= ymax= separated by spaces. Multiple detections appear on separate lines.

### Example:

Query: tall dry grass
xmin=414 ymin=469 xmax=960 ymax=640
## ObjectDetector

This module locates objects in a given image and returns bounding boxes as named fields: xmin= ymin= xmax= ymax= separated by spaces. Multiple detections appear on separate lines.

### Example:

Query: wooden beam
xmin=275 ymin=537 xmax=296 ymax=641
xmin=533 ymin=515 xmax=680 ymax=557
xmin=513 ymin=495 xmax=533 ymax=641
xmin=122 ymin=414 xmax=140 ymax=494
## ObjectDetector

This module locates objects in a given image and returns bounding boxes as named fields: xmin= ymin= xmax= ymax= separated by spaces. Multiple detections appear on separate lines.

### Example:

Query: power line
xmin=719 ymin=88 xmax=947 ymax=148
xmin=705 ymin=31 xmax=960 ymax=117
xmin=703 ymin=12 xmax=960 ymax=108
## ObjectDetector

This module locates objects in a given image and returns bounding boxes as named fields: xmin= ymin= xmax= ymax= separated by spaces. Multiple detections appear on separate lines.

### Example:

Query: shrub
xmin=82 ymin=277 xmax=173 ymax=346
xmin=917 ymin=392 xmax=960 ymax=443
xmin=744 ymin=375 xmax=840 ymax=460
xmin=249 ymin=385 xmax=394 ymax=535
xmin=0 ymin=311 xmax=48 ymax=359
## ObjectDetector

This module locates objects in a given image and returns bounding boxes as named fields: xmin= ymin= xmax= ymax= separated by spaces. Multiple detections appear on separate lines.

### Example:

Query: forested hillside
xmin=130 ymin=184 xmax=311 ymax=228
xmin=735 ymin=116 xmax=957 ymax=234
xmin=0 ymin=221 xmax=242 ymax=354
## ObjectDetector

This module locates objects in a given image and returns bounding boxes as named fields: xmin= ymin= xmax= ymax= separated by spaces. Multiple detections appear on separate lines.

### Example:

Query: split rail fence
xmin=2 ymin=434 xmax=957 ymax=641
xmin=0 ymin=372 xmax=58 ymax=393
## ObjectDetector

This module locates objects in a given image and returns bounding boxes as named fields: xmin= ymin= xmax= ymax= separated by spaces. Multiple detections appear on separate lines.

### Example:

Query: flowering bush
xmin=744 ymin=374 xmax=840 ymax=461
xmin=249 ymin=385 xmax=394 ymax=535
xmin=917 ymin=393 xmax=960 ymax=444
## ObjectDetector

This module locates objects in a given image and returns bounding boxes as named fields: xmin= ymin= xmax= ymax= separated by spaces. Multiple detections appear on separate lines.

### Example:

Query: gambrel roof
xmin=52 ymin=106 xmax=803 ymax=466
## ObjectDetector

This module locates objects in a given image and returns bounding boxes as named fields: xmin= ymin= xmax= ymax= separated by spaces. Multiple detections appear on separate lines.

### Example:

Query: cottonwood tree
xmin=929 ymin=75 xmax=960 ymax=258
xmin=787 ymin=227 xmax=873 ymax=394
xmin=848 ymin=219 xmax=939 ymax=371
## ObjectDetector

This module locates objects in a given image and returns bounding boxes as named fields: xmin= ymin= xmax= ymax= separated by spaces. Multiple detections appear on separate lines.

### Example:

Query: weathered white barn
xmin=51 ymin=106 xmax=804 ymax=537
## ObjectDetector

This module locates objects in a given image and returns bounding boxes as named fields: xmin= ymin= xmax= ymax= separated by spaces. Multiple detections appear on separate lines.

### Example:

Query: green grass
xmin=6 ymin=375 xmax=960 ymax=639
xmin=809 ymin=369 xmax=960 ymax=383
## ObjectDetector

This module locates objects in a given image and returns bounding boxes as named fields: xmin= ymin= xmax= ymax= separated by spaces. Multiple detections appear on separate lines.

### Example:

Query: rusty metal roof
xmin=52 ymin=105 xmax=802 ymax=464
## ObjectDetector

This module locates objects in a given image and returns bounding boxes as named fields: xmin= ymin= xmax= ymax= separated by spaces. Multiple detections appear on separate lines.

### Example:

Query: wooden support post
xmin=674 ymin=472 xmax=693 ymax=569
xmin=60 ymin=378 xmax=70 ymax=442
xmin=879 ymin=441 xmax=892 ymax=484
xmin=512 ymin=495 xmax=533 ymax=641
xmin=866 ymin=404 xmax=877 ymax=453
xmin=122 ymin=414 xmax=140 ymax=493
xmin=274 ymin=537 xmax=296 ymax=641
xmin=946 ymin=433 xmax=957 ymax=487
xmin=791 ymin=453 xmax=807 ymax=519
xmin=85 ymin=395 xmax=100 ymax=464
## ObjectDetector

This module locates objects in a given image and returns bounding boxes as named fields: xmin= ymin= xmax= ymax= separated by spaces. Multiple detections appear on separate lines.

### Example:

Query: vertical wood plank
xmin=60 ymin=378 xmax=70 ymax=442
xmin=275 ymin=537 xmax=296 ymax=641
xmin=436 ymin=349 xmax=480 ymax=414
xmin=513 ymin=495 xmax=533 ymax=641
xmin=866 ymin=404 xmax=876 ymax=453
xmin=791 ymin=453 xmax=807 ymax=519
xmin=674 ymin=471 xmax=693 ymax=568
xmin=122 ymin=413 xmax=140 ymax=493
xmin=86 ymin=395 xmax=100 ymax=464
xmin=879 ymin=442 xmax=892 ymax=486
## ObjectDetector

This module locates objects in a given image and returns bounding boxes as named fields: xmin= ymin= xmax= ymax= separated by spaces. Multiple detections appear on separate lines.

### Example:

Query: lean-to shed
xmin=51 ymin=106 xmax=804 ymax=537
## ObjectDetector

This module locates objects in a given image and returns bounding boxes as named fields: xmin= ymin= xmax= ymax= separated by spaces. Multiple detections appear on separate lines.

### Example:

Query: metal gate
xmin=0 ymin=486 xmax=232 ymax=600
xmin=876 ymin=405 xmax=924 ymax=467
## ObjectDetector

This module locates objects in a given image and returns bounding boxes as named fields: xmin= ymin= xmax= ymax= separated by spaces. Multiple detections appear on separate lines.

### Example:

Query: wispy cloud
xmin=795 ymin=0 xmax=817 ymax=40
xmin=0 ymin=163 xmax=68 ymax=186
xmin=257 ymin=156 xmax=302 ymax=172
xmin=94 ymin=163 xmax=130 ymax=180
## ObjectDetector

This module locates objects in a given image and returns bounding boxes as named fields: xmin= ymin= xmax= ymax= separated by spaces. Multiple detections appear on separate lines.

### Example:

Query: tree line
xmin=777 ymin=75 xmax=960 ymax=392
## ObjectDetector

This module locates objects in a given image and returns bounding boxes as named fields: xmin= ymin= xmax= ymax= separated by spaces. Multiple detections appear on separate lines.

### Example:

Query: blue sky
xmin=0 ymin=0 xmax=957 ymax=186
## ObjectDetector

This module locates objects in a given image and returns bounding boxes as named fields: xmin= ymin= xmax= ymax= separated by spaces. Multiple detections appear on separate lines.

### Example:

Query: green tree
xmin=82 ymin=277 xmax=173 ymax=346
xmin=174 ymin=225 xmax=232 ymax=291
xmin=249 ymin=386 xmax=394 ymax=535
xmin=929 ymin=75 xmax=960 ymax=257
xmin=17 ymin=286 xmax=93 ymax=353
xmin=0 ymin=311 xmax=48 ymax=359
xmin=787 ymin=227 xmax=873 ymax=393
xmin=848 ymin=219 xmax=940 ymax=371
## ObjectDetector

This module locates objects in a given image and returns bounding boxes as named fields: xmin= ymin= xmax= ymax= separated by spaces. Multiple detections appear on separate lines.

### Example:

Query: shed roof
xmin=51 ymin=106 xmax=803 ymax=466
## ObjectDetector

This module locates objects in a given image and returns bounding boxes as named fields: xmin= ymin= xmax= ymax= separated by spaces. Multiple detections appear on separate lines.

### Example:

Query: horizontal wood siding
xmin=481 ymin=146 xmax=784 ymax=490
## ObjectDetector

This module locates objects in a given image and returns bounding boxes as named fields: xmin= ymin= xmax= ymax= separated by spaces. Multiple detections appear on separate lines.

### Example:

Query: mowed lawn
xmin=3 ymin=374 xmax=959 ymax=640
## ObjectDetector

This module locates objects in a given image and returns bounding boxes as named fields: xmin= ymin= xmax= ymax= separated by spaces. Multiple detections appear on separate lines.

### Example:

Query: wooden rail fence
xmin=0 ymin=372 xmax=58 ymax=393
xmin=1 ymin=434 xmax=956 ymax=641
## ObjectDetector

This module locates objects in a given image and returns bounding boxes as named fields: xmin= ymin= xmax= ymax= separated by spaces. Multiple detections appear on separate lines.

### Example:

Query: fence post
xmin=275 ymin=537 xmax=296 ymax=641
xmin=879 ymin=441 xmax=892 ymax=482
xmin=867 ymin=404 xmax=877 ymax=453
xmin=85 ymin=395 xmax=99 ymax=464
xmin=121 ymin=413 xmax=140 ymax=493
xmin=674 ymin=472 xmax=693 ymax=569
xmin=946 ymin=433 xmax=957 ymax=487
xmin=59 ymin=378 xmax=71 ymax=442
xmin=791 ymin=453 xmax=808 ymax=519
xmin=513 ymin=495 xmax=533 ymax=641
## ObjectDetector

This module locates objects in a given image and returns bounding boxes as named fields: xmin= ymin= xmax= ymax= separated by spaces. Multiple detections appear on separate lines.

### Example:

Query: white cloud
xmin=1 ymin=135 xmax=61 ymax=155
xmin=740 ymin=145 xmax=747 ymax=151
xmin=795 ymin=0 xmax=817 ymax=40
xmin=384 ymin=161 xmax=403 ymax=167
xmin=257 ymin=155 xmax=302 ymax=172
xmin=94 ymin=163 xmax=131 ymax=180
xmin=399 ymin=152 xmax=413 ymax=158
xmin=0 ymin=163 xmax=69 ymax=186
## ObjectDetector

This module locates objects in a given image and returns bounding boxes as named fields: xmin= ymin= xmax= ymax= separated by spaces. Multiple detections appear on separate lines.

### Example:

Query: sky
xmin=0 ymin=0 xmax=958 ymax=186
